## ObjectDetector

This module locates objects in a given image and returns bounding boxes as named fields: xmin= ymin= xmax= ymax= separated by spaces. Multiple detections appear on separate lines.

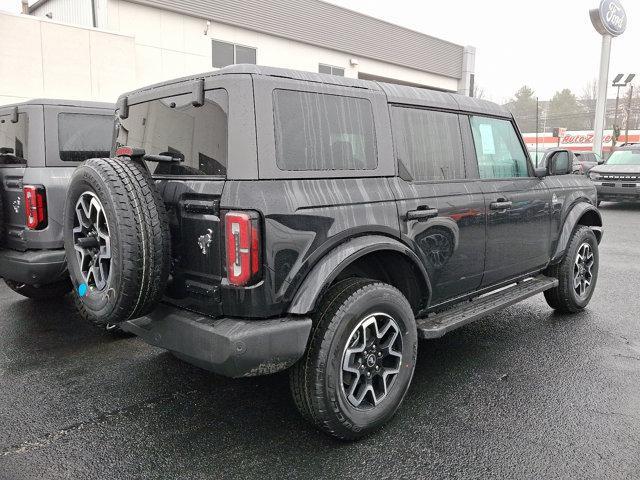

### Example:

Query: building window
xmin=212 ymin=40 xmax=256 ymax=68
xmin=318 ymin=64 xmax=345 ymax=76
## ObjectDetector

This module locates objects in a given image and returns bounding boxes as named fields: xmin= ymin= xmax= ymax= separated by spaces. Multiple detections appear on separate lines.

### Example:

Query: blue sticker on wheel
xmin=78 ymin=284 xmax=88 ymax=297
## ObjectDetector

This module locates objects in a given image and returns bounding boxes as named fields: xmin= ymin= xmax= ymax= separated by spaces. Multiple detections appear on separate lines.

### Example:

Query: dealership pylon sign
xmin=590 ymin=0 xmax=627 ymax=156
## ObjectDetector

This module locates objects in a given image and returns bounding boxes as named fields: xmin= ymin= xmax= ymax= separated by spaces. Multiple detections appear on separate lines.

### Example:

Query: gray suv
xmin=589 ymin=144 xmax=640 ymax=204
xmin=0 ymin=99 xmax=114 ymax=299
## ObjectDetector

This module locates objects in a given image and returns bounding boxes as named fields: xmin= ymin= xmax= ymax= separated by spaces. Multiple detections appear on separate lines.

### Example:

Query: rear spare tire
xmin=63 ymin=158 xmax=171 ymax=327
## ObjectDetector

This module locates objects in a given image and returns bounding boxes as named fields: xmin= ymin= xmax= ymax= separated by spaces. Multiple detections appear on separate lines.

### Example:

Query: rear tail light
xmin=225 ymin=211 xmax=261 ymax=286
xmin=115 ymin=146 xmax=145 ymax=158
xmin=24 ymin=185 xmax=47 ymax=230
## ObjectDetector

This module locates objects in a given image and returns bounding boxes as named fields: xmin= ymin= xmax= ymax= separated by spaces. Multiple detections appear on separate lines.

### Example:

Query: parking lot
xmin=1 ymin=203 xmax=639 ymax=480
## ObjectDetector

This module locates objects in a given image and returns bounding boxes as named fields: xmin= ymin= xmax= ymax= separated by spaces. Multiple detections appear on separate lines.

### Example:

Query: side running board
xmin=416 ymin=275 xmax=559 ymax=339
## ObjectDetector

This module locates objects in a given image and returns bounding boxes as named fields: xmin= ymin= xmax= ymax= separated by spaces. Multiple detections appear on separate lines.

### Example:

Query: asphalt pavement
xmin=1 ymin=203 xmax=639 ymax=480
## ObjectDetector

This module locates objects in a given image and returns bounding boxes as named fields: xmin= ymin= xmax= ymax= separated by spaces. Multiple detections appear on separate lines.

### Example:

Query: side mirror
xmin=10 ymin=106 xmax=18 ymax=124
xmin=598 ymin=158 xmax=605 ymax=165
xmin=547 ymin=151 xmax=572 ymax=175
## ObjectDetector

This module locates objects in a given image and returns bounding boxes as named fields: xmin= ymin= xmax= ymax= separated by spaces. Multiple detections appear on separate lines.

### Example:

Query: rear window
xmin=58 ymin=113 xmax=113 ymax=162
xmin=116 ymin=89 xmax=228 ymax=176
xmin=273 ymin=90 xmax=377 ymax=171
xmin=0 ymin=113 xmax=28 ymax=166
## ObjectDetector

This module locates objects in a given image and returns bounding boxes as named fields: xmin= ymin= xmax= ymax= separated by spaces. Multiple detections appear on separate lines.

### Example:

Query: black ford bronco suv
xmin=0 ymin=99 xmax=113 ymax=299
xmin=62 ymin=66 xmax=603 ymax=440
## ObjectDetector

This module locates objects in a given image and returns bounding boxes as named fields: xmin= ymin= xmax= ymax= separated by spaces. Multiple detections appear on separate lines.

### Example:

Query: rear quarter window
xmin=58 ymin=113 xmax=113 ymax=162
xmin=0 ymin=113 xmax=28 ymax=166
xmin=273 ymin=90 xmax=377 ymax=171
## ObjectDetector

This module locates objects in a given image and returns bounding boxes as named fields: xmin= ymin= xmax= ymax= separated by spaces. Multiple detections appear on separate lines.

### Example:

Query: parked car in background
xmin=0 ymin=99 xmax=114 ymax=300
xmin=62 ymin=66 xmax=602 ymax=440
xmin=589 ymin=144 xmax=640 ymax=205
xmin=573 ymin=151 xmax=603 ymax=175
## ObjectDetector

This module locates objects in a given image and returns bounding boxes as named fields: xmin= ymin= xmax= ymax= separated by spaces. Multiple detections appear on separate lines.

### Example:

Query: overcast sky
xmin=1 ymin=0 xmax=637 ymax=103
xmin=326 ymin=0 xmax=640 ymax=103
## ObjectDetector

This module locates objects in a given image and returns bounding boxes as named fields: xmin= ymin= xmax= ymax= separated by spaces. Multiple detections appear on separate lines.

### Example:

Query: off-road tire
xmin=64 ymin=157 xmax=171 ymax=327
xmin=290 ymin=278 xmax=418 ymax=440
xmin=544 ymin=226 xmax=599 ymax=313
xmin=4 ymin=278 xmax=72 ymax=300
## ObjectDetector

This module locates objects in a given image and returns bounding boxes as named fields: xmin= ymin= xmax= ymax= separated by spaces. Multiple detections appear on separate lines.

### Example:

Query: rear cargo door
xmin=115 ymin=74 xmax=257 ymax=317
xmin=0 ymin=107 xmax=31 ymax=250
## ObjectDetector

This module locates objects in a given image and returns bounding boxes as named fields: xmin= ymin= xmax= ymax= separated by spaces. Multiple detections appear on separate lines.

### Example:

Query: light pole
xmin=590 ymin=1 xmax=628 ymax=157
xmin=625 ymin=83 xmax=635 ymax=143
xmin=612 ymin=73 xmax=635 ymax=149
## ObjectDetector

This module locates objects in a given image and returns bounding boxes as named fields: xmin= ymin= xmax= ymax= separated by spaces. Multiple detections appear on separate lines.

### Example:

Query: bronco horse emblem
xmin=197 ymin=229 xmax=214 ymax=255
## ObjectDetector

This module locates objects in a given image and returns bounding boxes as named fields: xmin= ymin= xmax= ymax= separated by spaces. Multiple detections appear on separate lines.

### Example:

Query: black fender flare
xmin=551 ymin=203 xmax=603 ymax=263
xmin=287 ymin=235 xmax=431 ymax=315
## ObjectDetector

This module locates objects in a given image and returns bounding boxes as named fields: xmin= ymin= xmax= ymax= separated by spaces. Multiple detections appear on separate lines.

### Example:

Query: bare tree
xmin=581 ymin=79 xmax=598 ymax=101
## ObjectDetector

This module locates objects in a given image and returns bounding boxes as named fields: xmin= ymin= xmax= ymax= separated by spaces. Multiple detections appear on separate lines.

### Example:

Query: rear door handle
xmin=406 ymin=208 xmax=439 ymax=221
xmin=490 ymin=200 xmax=513 ymax=210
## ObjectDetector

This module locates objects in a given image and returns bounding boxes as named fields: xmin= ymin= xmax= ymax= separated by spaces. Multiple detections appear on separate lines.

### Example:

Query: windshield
xmin=606 ymin=150 xmax=640 ymax=166
xmin=116 ymin=89 xmax=228 ymax=177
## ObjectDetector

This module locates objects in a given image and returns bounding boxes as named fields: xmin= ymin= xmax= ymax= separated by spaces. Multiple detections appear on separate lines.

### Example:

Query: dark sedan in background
xmin=589 ymin=144 xmax=640 ymax=204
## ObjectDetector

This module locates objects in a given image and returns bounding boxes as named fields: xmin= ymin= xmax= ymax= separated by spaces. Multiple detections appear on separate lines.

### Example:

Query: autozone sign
xmin=522 ymin=129 xmax=640 ymax=152
xmin=563 ymin=132 xmax=612 ymax=144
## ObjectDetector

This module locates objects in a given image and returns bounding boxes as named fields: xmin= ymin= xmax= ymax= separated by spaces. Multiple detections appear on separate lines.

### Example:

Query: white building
xmin=0 ymin=0 xmax=475 ymax=105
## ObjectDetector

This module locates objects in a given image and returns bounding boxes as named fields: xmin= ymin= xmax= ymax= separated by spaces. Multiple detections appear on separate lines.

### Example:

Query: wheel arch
xmin=287 ymin=235 xmax=431 ymax=315
xmin=551 ymin=202 xmax=603 ymax=263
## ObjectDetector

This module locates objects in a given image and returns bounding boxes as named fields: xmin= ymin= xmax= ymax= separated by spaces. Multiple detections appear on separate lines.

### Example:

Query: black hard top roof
xmin=120 ymin=65 xmax=511 ymax=119
xmin=1 ymin=98 xmax=115 ymax=110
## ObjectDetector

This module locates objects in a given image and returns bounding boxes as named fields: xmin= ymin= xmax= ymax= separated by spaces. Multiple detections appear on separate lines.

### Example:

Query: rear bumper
xmin=0 ymin=248 xmax=67 ymax=285
xmin=121 ymin=303 xmax=312 ymax=378
xmin=595 ymin=183 xmax=640 ymax=201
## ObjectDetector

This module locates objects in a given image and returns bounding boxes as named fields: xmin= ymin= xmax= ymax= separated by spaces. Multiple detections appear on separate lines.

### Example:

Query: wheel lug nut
xmin=378 ymin=352 xmax=382 ymax=357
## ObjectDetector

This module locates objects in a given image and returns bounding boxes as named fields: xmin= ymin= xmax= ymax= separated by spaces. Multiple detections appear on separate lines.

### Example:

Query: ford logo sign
xmin=590 ymin=0 xmax=627 ymax=37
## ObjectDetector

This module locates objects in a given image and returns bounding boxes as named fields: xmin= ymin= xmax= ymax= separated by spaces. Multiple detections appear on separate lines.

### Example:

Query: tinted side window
xmin=273 ymin=90 xmax=377 ymax=171
xmin=116 ymin=89 xmax=228 ymax=176
xmin=391 ymin=107 xmax=465 ymax=181
xmin=0 ymin=113 xmax=28 ymax=166
xmin=469 ymin=116 xmax=529 ymax=179
xmin=58 ymin=113 xmax=113 ymax=162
